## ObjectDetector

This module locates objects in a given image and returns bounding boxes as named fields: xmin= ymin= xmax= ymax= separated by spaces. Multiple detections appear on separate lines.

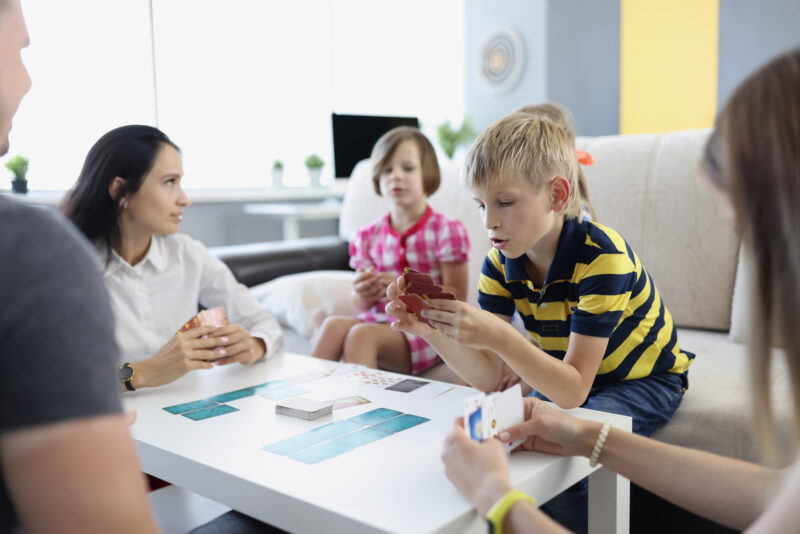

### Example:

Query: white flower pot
xmin=271 ymin=168 xmax=284 ymax=187
xmin=307 ymin=167 xmax=322 ymax=187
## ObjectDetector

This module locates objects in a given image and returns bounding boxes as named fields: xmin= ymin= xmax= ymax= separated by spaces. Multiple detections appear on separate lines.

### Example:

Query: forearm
xmin=587 ymin=425 xmax=773 ymax=529
xmin=498 ymin=335 xmax=587 ymax=407
xmin=425 ymin=330 xmax=502 ymax=391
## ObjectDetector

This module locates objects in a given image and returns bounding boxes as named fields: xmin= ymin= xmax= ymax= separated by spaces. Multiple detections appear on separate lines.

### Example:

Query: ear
xmin=108 ymin=176 xmax=126 ymax=205
xmin=549 ymin=176 xmax=570 ymax=213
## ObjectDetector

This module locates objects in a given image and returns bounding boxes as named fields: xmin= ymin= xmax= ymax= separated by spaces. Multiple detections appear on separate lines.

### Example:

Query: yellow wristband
xmin=485 ymin=489 xmax=536 ymax=534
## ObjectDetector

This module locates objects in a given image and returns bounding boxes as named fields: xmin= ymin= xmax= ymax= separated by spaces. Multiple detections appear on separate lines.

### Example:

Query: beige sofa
xmin=246 ymin=128 xmax=793 ymax=465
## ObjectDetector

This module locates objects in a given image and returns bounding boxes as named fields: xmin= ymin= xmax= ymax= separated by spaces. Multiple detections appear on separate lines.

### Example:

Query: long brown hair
xmin=518 ymin=102 xmax=597 ymax=221
xmin=703 ymin=48 xmax=800 ymax=461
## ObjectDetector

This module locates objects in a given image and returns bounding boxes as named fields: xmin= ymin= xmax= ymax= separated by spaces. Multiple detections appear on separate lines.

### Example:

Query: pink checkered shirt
xmin=349 ymin=206 xmax=470 ymax=374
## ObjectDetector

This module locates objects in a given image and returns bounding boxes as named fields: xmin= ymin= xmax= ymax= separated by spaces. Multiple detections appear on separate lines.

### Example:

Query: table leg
xmin=588 ymin=466 xmax=629 ymax=534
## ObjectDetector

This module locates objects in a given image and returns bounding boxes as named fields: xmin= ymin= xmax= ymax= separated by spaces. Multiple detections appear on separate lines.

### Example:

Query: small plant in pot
xmin=304 ymin=154 xmax=324 ymax=187
xmin=271 ymin=159 xmax=284 ymax=187
xmin=5 ymin=154 xmax=29 ymax=194
xmin=436 ymin=118 xmax=476 ymax=160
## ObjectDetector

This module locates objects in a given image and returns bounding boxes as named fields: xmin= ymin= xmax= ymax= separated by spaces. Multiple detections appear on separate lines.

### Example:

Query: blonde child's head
xmin=464 ymin=112 xmax=581 ymax=219
xmin=370 ymin=126 xmax=440 ymax=197
xmin=517 ymin=102 xmax=577 ymax=143
xmin=517 ymin=102 xmax=596 ymax=220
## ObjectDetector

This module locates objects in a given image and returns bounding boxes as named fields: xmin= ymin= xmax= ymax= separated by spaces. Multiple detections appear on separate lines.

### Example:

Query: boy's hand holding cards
xmin=463 ymin=384 xmax=525 ymax=453
xmin=398 ymin=268 xmax=456 ymax=325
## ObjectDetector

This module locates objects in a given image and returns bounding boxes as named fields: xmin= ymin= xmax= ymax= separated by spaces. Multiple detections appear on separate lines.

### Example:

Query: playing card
xmin=423 ymin=291 xmax=457 ymax=300
xmin=402 ymin=268 xmax=434 ymax=285
xmin=462 ymin=384 xmax=524 ymax=453
xmin=405 ymin=281 xmax=444 ymax=296
xmin=177 ymin=306 xmax=228 ymax=334
xmin=398 ymin=294 xmax=433 ymax=324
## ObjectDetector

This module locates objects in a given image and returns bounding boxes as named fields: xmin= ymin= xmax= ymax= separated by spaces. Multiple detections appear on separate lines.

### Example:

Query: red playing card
xmin=398 ymin=294 xmax=433 ymax=325
xmin=424 ymin=291 xmax=456 ymax=300
xmin=406 ymin=281 xmax=444 ymax=296
xmin=403 ymin=268 xmax=435 ymax=286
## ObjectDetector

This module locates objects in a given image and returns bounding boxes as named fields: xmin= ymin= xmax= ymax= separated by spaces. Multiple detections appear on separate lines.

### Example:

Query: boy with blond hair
xmin=386 ymin=112 xmax=694 ymax=532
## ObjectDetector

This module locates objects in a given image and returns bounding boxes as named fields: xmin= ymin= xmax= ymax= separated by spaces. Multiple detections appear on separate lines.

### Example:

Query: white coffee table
xmin=125 ymin=353 xmax=630 ymax=533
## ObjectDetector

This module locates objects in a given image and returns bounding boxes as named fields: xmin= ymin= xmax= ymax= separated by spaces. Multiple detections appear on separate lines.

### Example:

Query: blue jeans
xmin=529 ymin=372 xmax=687 ymax=534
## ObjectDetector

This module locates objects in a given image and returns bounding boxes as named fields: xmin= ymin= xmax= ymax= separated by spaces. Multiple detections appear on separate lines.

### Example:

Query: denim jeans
xmin=529 ymin=372 xmax=687 ymax=534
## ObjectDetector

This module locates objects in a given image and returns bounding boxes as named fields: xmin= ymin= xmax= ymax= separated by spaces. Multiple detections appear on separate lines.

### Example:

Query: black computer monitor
xmin=331 ymin=113 xmax=420 ymax=179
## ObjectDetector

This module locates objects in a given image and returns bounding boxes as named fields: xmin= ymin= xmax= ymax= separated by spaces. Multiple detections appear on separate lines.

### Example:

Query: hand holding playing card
xmin=353 ymin=267 xmax=386 ymax=303
xmin=134 ymin=325 xmax=231 ymax=388
xmin=386 ymin=268 xmax=458 ymax=332
xmin=205 ymin=323 xmax=266 ymax=366
xmin=497 ymin=397 xmax=591 ymax=458
xmin=441 ymin=418 xmax=514 ymax=517
xmin=385 ymin=276 xmax=437 ymax=336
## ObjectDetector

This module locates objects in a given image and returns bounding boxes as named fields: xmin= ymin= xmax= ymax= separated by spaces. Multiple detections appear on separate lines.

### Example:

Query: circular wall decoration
xmin=478 ymin=26 xmax=526 ymax=93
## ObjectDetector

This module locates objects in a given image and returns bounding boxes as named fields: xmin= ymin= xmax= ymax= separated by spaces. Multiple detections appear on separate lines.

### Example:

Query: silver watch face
xmin=118 ymin=365 xmax=134 ymax=381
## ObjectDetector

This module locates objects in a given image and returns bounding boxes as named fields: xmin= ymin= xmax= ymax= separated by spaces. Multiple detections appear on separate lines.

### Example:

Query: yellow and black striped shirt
xmin=478 ymin=218 xmax=693 ymax=386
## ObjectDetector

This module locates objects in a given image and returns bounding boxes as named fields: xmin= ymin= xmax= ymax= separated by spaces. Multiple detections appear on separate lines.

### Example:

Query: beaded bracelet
xmin=589 ymin=421 xmax=612 ymax=467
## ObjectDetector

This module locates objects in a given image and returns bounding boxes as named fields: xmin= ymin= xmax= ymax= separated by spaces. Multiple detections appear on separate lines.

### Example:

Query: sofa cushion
xmin=250 ymin=270 xmax=358 ymax=339
xmin=577 ymin=129 xmax=739 ymax=331
xmin=654 ymin=328 xmax=794 ymax=463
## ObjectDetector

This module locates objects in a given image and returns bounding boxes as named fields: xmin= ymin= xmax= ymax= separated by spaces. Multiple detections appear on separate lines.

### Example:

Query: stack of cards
xmin=463 ymin=384 xmax=525 ymax=453
xmin=177 ymin=306 xmax=228 ymax=334
xmin=275 ymin=398 xmax=333 ymax=421
xmin=398 ymin=268 xmax=456 ymax=325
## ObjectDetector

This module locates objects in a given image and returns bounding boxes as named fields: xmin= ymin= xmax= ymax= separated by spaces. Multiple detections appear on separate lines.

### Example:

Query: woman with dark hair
xmin=63 ymin=125 xmax=282 ymax=390
xmin=440 ymin=47 xmax=800 ymax=534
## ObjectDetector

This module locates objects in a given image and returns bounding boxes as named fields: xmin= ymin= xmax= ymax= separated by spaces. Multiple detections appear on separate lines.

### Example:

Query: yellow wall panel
xmin=620 ymin=0 xmax=718 ymax=134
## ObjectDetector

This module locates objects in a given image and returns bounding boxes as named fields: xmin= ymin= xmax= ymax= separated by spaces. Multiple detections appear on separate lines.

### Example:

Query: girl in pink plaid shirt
xmin=312 ymin=127 xmax=470 ymax=374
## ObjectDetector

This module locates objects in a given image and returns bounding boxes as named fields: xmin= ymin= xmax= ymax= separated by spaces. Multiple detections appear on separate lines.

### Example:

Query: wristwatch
xmin=486 ymin=489 xmax=536 ymax=534
xmin=118 ymin=362 xmax=136 ymax=391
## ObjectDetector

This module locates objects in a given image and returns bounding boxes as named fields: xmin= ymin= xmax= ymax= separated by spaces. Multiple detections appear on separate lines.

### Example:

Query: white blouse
xmin=98 ymin=233 xmax=283 ymax=364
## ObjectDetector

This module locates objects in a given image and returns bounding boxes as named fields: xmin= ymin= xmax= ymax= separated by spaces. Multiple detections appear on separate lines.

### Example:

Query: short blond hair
xmin=464 ymin=112 xmax=581 ymax=219
xmin=370 ymin=126 xmax=440 ymax=196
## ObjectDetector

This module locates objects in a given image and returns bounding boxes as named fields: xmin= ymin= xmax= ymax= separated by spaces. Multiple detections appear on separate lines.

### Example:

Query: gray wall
xmin=718 ymin=0 xmax=800 ymax=110
xmin=465 ymin=0 xmax=620 ymax=136
xmin=546 ymin=0 xmax=620 ymax=135
xmin=464 ymin=0 xmax=548 ymax=132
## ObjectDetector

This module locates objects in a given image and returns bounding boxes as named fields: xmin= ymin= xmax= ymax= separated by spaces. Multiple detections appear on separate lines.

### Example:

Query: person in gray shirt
xmin=0 ymin=1 xmax=159 ymax=532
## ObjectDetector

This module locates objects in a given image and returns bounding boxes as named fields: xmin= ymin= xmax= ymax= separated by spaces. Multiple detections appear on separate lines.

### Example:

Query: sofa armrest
xmin=210 ymin=236 xmax=351 ymax=287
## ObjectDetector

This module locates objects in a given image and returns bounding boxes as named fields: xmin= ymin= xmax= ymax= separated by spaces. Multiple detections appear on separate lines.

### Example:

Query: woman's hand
xmin=132 ymin=325 xmax=226 ymax=388
xmin=206 ymin=324 xmax=266 ymax=366
xmin=441 ymin=419 xmax=513 ymax=516
xmin=499 ymin=397 xmax=597 ymax=458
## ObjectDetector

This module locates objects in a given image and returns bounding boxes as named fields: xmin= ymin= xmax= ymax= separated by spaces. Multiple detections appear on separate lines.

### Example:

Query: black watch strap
xmin=119 ymin=362 xmax=136 ymax=391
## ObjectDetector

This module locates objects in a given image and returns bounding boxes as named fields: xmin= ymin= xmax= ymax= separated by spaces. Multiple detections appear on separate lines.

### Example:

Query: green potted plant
xmin=271 ymin=159 xmax=284 ymax=187
xmin=436 ymin=118 xmax=477 ymax=160
xmin=304 ymin=154 xmax=324 ymax=187
xmin=5 ymin=154 xmax=29 ymax=194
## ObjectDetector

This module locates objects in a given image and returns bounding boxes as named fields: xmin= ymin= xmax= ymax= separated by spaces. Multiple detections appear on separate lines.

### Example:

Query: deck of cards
xmin=177 ymin=306 xmax=228 ymax=334
xmin=398 ymin=268 xmax=456 ymax=325
xmin=463 ymin=384 xmax=525 ymax=453
xmin=275 ymin=398 xmax=334 ymax=421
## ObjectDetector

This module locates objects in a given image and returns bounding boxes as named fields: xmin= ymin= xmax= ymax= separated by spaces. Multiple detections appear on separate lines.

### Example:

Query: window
xmin=6 ymin=0 xmax=464 ymax=190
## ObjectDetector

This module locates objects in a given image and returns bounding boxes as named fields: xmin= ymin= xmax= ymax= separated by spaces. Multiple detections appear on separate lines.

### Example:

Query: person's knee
xmin=342 ymin=324 xmax=379 ymax=362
